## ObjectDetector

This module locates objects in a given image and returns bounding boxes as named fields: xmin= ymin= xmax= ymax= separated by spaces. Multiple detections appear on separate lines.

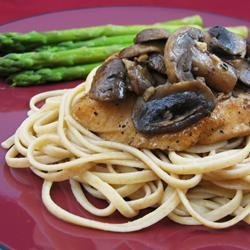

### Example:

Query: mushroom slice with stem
xmin=164 ymin=27 xmax=204 ymax=83
xmin=89 ymin=57 xmax=127 ymax=101
xmin=147 ymin=53 xmax=166 ymax=75
xmin=134 ymin=28 xmax=169 ymax=44
xmin=150 ymin=72 xmax=168 ymax=86
xmin=246 ymin=40 xmax=250 ymax=59
xmin=191 ymin=47 xmax=237 ymax=93
xmin=165 ymin=27 xmax=237 ymax=93
xmin=207 ymin=26 xmax=246 ymax=58
xmin=132 ymin=81 xmax=215 ymax=134
xmin=123 ymin=59 xmax=154 ymax=95
xmin=228 ymin=59 xmax=250 ymax=87
xmin=147 ymin=53 xmax=168 ymax=86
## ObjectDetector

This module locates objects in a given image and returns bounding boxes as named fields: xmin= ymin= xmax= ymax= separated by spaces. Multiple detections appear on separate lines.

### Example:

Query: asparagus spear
xmin=0 ymin=23 xmax=203 ymax=75
xmin=0 ymin=44 xmax=130 ymax=75
xmin=36 ymin=34 xmax=135 ymax=52
xmin=225 ymin=26 xmax=249 ymax=38
xmin=35 ymin=25 xmax=249 ymax=54
xmin=9 ymin=62 xmax=101 ymax=86
xmin=0 ymin=15 xmax=203 ymax=53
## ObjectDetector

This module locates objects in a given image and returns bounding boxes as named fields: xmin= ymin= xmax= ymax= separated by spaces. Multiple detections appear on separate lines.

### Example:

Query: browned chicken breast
xmin=199 ymin=93 xmax=250 ymax=144
xmin=72 ymin=91 xmax=249 ymax=151
xmin=72 ymin=95 xmax=216 ymax=151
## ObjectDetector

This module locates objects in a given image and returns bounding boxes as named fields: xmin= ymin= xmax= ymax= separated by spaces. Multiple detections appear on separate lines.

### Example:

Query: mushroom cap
xmin=239 ymin=67 xmax=250 ymax=87
xmin=192 ymin=47 xmax=237 ymax=93
xmin=119 ymin=43 xmax=163 ymax=58
xmin=228 ymin=59 xmax=250 ymax=87
xmin=208 ymin=26 xmax=246 ymax=58
xmin=134 ymin=28 xmax=169 ymax=44
xmin=123 ymin=59 xmax=154 ymax=95
xmin=132 ymin=81 xmax=215 ymax=134
xmin=164 ymin=27 xmax=204 ymax=83
xmin=247 ymin=41 xmax=250 ymax=58
xmin=147 ymin=53 xmax=166 ymax=75
xmin=89 ymin=58 xmax=127 ymax=101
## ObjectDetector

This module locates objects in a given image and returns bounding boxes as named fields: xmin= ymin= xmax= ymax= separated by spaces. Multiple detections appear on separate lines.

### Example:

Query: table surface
xmin=1 ymin=0 xmax=250 ymax=25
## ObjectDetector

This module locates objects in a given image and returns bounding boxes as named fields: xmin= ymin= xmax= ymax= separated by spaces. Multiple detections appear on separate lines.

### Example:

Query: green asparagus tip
xmin=182 ymin=15 xmax=203 ymax=27
xmin=226 ymin=26 xmax=249 ymax=39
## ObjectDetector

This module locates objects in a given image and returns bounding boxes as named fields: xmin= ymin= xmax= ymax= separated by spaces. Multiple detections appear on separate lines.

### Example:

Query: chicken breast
xmin=73 ymin=94 xmax=219 ymax=151
xmin=72 ymin=90 xmax=250 ymax=151
xmin=198 ymin=92 xmax=250 ymax=144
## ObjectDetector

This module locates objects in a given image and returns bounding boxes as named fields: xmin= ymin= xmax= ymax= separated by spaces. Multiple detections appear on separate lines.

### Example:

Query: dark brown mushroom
xmin=132 ymin=81 xmax=215 ymax=134
xmin=164 ymin=27 xmax=204 ymax=83
xmin=123 ymin=59 xmax=154 ymax=95
xmin=150 ymin=71 xmax=168 ymax=86
xmin=246 ymin=40 xmax=250 ymax=58
xmin=228 ymin=59 xmax=250 ymax=87
xmin=165 ymin=27 xmax=238 ymax=93
xmin=119 ymin=43 xmax=163 ymax=58
xmin=134 ymin=28 xmax=169 ymax=44
xmin=89 ymin=58 xmax=127 ymax=101
xmin=207 ymin=26 xmax=246 ymax=58
xmin=239 ymin=67 xmax=250 ymax=87
xmin=147 ymin=53 xmax=166 ymax=75
xmin=135 ymin=54 xmax=149 ymax=63
xmin=191 ymin=47 xmax=238 ymax=93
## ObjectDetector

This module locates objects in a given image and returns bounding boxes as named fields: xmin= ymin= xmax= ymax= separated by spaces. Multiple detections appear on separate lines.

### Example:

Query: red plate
xmin=0 ymin=7 xmax=249 ymax=250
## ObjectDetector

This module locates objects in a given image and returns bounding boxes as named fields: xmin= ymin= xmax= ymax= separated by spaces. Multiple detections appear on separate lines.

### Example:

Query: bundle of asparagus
xmin=0 ymin=15 xmax=248 ymax=86
xmin=0 ymin=15 xmax=202 ymax=54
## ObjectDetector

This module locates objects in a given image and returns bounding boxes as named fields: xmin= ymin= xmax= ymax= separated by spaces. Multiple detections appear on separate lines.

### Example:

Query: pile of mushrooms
xmin=89 ymin=26 xmax=250 ymax=134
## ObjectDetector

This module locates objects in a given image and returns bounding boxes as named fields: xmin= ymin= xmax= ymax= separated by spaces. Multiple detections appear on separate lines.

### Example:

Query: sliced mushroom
xmin=207 ymin=26 xmax=246 ymax=58
xmin=135 ymin=54 xmax=149 ymax=63
xmin=134 ymin=28 xmax=169 ymax=44
xmin=165 ymin=27 xmax=237 ymax=93
xmin=164 ymin=27 xmax=204 ymax=83
xmin=132 ymin=81 xmax=215 ymax=134
xmin=192 ymin=47 xmax=237 ymax=93
xmin=239 ymin=67 xmax=250 ymax=87
xmin=119 ymin=43 xmax=163 ymax=58
xmin=89 ymin=58 xmax=127 ymax=101
xmin=150 ymin=71 xmax=167 ymax=86
xmin=247 ymin=40 xmax=250 ymax=58
xmin=123 ymin=59 xmax=154 ymax=95
xmin=147 ymin=80 xmax=215 ymax=101
xmin=147 ymin=53 xmax=166 ymax=75
xmin=228 ymin=59 xmax=250 ymax=87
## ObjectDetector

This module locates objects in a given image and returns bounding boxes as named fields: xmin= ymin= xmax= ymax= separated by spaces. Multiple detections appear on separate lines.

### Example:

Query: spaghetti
xmin=2 ymin=69 xmax=250 ymax=232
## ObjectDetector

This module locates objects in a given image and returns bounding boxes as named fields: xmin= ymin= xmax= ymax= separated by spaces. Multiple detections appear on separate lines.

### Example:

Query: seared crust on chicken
xmin=72 ymin=94 xmax=219 ymax=151
xmin=198 ymin=94 xmax=250 ymax=144
xmin=72 ymin=92 xmax=249 ymax=151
